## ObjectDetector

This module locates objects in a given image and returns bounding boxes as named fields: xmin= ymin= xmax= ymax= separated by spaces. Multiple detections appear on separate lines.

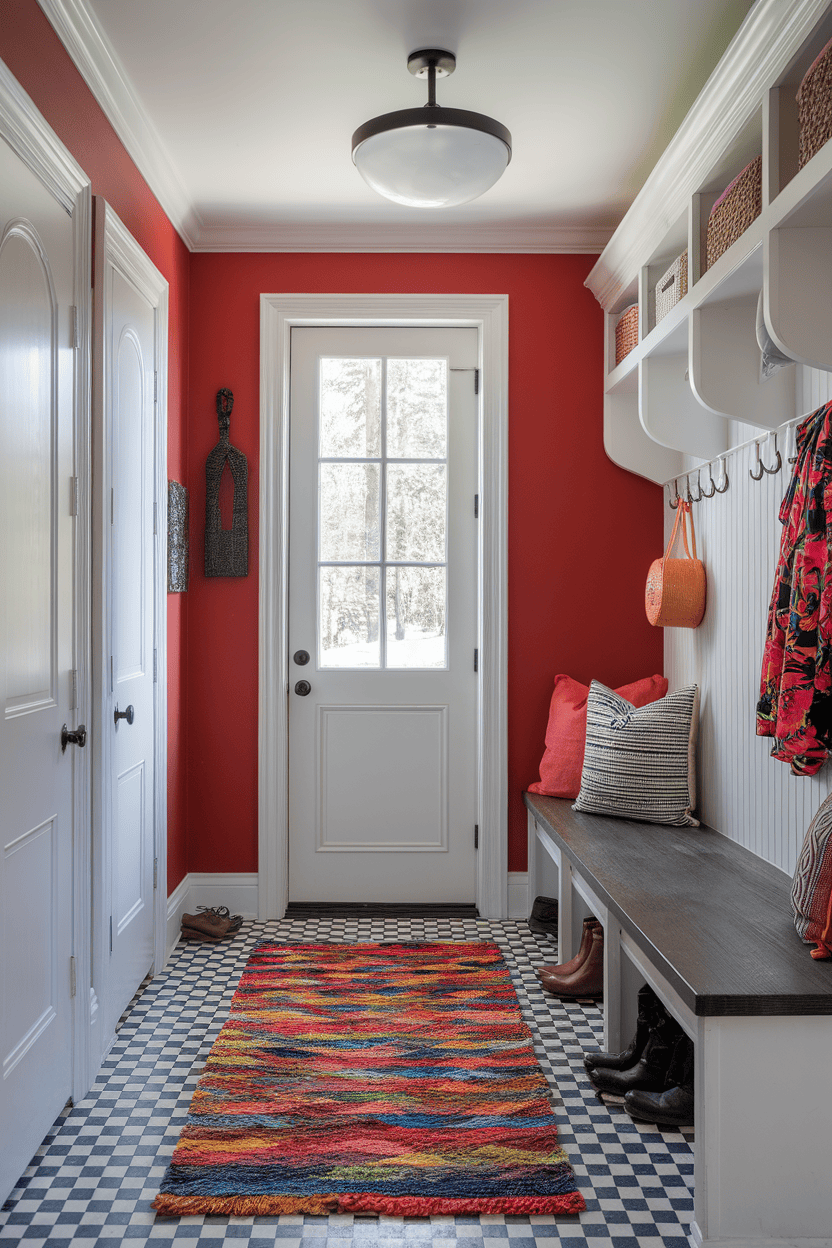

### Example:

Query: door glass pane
xmin=319 ymin=357 xmax=381 ymax=458
xmin=386 ymin=464 xmax=447 ymax=562
xmin=386 ymin=567 xmax=447 ymax=669
xmin=319 ymin=566 xmax=380 ymax=668
xmin=319 ymin=463 xmax=380 ymax=560
xmin=387 ymin=358 xmax=447 ymax=458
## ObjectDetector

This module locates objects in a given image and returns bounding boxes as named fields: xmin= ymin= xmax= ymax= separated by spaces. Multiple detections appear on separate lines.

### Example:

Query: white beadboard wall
xmin=665 ymin=366 xmax=832 ymax=877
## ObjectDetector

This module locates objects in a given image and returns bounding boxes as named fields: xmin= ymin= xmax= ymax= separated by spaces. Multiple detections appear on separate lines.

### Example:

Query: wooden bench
xmin=524 ymin=791 xmax=832 ymax=1248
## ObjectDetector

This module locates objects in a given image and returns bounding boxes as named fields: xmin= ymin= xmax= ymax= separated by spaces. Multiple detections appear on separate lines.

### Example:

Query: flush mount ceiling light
xmin=351 ymin=49 xmax=512 ymax=209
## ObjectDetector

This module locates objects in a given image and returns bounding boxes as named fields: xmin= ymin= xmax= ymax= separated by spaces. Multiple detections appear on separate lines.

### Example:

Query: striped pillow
xmin=792 ymin=796 xmax=832 ymax=959
xmin=574 ymin=681 xmax=700 ymax=827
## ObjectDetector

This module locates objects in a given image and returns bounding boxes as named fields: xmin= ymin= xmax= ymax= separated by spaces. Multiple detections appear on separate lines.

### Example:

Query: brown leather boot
xmin=536 ymin=917 xmax=597 ymax=982
xmin=542 ymin=924 xmax=604 ymax=998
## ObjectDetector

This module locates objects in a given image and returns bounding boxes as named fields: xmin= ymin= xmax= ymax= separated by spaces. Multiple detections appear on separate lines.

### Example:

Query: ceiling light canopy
xmin=351 ymin=49 xmax=512 ymax=209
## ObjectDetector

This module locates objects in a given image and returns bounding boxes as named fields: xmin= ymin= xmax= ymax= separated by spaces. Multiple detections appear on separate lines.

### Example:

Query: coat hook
xmin=714 ymin=455 xmax=729 ymax=493
xmin=669 ymin=478 xmax=681 ymax=509
xmin=701 ymin=463 xmax=716 ymax=498
xmin=685 ymin=473 xmax=695 ymax=504
xmin=750 ymin=441 xmax=765 ymax=481
xmin=763 ymin=431 xmax=782 ymax=475
xmin=689 ymin=468 xmax=704 ymax=503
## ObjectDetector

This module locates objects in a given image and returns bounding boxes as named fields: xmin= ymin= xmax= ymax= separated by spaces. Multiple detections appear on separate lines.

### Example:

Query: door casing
xmin=0 ymin=61 xmax=93 ymax=1100
xmin=91 ymin=197 xmax=169 ymax=1068
xmin=258 ymin=294 xmax=508 ymax=918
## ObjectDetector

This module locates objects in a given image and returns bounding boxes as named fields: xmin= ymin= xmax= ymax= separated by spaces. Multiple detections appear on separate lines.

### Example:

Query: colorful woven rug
xmin=153 ymin=942 xmax=585 ymax=1217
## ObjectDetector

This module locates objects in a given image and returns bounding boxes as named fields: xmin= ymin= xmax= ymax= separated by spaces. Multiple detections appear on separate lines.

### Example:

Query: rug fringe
xmin=152 ymin=1192 xmax=586 ymax=1218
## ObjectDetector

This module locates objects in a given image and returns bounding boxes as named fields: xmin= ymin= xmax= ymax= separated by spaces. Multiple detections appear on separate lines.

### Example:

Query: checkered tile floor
xmin=1 ymin=917 xmax=694 ymax=1248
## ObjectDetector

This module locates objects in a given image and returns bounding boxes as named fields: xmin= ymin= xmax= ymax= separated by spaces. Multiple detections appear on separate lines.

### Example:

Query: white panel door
xmin=288 ymin=327 xmax=478 ymax=903
xmin=102 ymin=264 xmax=156 ymax=1037
xmin=0 ymin=136 xmax=76 ymax=1202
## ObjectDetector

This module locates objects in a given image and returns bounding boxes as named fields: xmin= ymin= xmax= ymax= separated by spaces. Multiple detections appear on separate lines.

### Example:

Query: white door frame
xmin=0 ymin=61 xmax=93 ymax=1099
xmin=91 ymin=198 xmax=168 ymax=1069
xmin=259 ymin=293 xmax=508 ymax=918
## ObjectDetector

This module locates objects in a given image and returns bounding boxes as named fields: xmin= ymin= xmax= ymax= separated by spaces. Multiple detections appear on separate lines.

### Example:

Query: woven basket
xmin=645 ymin=502 xmax=706 ymax=629
xmin=614 ymin=304 xmax=639 ymax=366
xmin=655 ymin=251 xmax=688 ymax=324
xmin=798 ymin=36 xmax=832 ymax=169
xmin=705 ymin=156 xmax=762 ymax=271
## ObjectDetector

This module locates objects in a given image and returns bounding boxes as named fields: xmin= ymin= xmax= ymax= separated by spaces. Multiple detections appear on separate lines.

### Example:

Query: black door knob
xmin=293 ymin=650 xmax=310 ymax=665
xmin=294 ymin=680 xmax=312 ymax=696
xmin=61 ymin=723 xmax=87 ymax=753
xmin=114 ymin=704 xmax=134 ymax=725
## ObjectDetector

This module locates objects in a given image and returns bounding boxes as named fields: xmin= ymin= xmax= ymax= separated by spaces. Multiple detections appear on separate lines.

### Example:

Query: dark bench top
xmin=524 ymin=791 xmax=832 ymax=1018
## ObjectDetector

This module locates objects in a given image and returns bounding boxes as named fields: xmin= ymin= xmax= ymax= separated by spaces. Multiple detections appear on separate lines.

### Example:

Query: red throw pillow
xmin=529 ymin=673 xmax=669 ymax=799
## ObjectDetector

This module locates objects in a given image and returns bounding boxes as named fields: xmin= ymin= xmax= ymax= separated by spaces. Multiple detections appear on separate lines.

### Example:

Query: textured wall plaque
xmin=205 ymin=388 xmax=248 ymax=577
xmin=167 ymin=480 xmax=189 ymax=592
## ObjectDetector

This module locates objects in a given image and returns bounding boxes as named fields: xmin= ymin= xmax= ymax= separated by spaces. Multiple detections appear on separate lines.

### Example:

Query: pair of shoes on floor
xmin=536 ymin=916 xmax=603 ymax=998
xmin=527 ymin=894 xmax=558 ymax=937
xmin=180 ymin=905 xmax=242 ymax=943
xmin=583 ymin=984 xmax=694 ymax=1127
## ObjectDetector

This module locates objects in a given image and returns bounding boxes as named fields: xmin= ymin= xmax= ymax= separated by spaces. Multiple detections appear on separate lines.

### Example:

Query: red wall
xmin=1 ymin=0 xmax=191 ymax=890
xmin=188 ymin=253 xmax=664 ymax=875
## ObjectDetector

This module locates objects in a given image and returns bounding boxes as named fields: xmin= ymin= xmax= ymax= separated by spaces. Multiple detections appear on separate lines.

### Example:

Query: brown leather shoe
xmin=181 ymin=907 xmax=241 ymax=939
xmin=542 ymin=924 xmax=604 ymax=998
xmin=536 ymin=917 xmax=598 ymax=981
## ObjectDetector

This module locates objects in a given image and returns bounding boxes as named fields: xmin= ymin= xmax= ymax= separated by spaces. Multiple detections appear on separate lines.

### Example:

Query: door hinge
xmin=153 ymin=648 xmax=157 ymax=683
xmin=70 ymin=668 xmax=78 ymax=711
xmin=474 ymin=648 xmax=478 ymax=672
xmin=474 ymin=367 xmax=479 ymax=394
xmin=70 ymin=955 xmax=77 ymax=998
xmin=70 ymin=305 xmax=78 ymax=350
xmin=153 ymin=857 xmax=158 ymax=889
xmin=474 ymin=824 xmax=479 ymax=850
xmin=70 ymin=476 xmax=79 ymax=516
xmin=474 ymin=493 xmax=479 ymax=519
xmin=109 ymin=916 xmax=113 ymax=954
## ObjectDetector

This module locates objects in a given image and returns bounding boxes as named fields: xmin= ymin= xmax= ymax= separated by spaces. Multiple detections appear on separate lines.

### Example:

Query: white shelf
xmin=599 ymin=3 xmax=832 ymax=482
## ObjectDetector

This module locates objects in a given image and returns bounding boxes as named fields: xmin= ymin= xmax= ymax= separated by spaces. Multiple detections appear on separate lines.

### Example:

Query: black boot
xmin=587 ymin=1008 xmax=681 ymax=1096
xmin=584 ymin=985 xmax=659 ymax=1076
xmin=624 ymin=1032 xmax=694 ymax=1127
xmin=528 ymin=895 xmax=558 ymax=936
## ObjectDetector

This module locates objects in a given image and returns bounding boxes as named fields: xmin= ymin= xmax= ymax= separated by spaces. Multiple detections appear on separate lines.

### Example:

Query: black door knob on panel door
xmin=294 ymin=680 xmax=312 ymax=696
xmin=293 ymin=650 xmax=310 ymax=665
xmin=61 ymin=724 xmax=87 ymax=752
xmin=114 ymin=704 xmax=135 ymax=725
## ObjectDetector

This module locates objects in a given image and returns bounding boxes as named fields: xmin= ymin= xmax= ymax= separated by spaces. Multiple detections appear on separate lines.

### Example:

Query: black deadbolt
xmin=293 ymin=650 xmax=310 ymax=665
xmin=294 ymin=680 xmax=312 ymax=696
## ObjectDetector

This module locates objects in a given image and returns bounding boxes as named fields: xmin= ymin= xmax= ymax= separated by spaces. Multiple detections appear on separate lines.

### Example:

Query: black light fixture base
xmin=407 ymin=48 xmax=456 ymax=78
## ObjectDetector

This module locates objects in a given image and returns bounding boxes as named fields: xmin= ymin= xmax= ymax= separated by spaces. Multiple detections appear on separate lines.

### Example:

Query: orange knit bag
xmin=645 ymin=501 xmax=706 ymax=628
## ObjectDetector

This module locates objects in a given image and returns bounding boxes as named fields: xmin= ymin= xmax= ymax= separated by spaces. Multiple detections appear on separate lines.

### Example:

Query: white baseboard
xmin=166 ymin=872 xmax=259 ymax=961
xmin=506 ymin=871 xmax=529 ymax=919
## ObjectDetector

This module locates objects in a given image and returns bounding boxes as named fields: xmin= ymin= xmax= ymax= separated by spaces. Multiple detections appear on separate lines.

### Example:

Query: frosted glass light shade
xmin=352 ymin=108 xmax=511 ymax=208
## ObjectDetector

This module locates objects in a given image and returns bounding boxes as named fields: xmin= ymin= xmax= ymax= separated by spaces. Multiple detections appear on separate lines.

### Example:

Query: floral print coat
xmin=757 ymin=401 xmax=832 ymax=775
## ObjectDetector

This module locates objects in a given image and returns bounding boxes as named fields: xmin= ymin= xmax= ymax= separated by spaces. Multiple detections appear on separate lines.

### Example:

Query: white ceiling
xmin=74 ymin=0 xmax=755 ymax=251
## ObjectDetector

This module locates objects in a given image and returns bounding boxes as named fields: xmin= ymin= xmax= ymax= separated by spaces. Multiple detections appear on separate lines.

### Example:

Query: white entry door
xmin=288 ymin=326 xmax=479 ymax=903
xmin=95 ymin=203 xmax=159 ymax=1041
xmin=0 ymin=132 xmax=77 ymax=1201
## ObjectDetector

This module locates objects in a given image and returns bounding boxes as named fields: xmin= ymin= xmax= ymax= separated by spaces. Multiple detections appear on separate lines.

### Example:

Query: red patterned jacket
xmin=757 ymin=401 xmax=832 ymax=775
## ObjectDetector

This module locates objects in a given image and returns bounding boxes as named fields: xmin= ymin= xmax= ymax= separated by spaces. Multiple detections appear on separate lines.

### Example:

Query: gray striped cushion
xmin=573 ymin=681 xmax=700 ymax=827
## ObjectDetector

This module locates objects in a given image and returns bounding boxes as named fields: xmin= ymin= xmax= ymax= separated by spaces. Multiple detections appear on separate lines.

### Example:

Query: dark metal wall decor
xmin=167 ymin=480 xmax=189 ymax=592
xmin=205 ymin=388 xmax=248 ymax=577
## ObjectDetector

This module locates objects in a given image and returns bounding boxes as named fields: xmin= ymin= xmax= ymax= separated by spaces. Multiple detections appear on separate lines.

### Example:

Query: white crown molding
xmin=585 ymin=0 xmax=832 ymax=310
xmin=36 ymin=0 xmax=200 ymax=249
xmin=193 ymin=222 xmax=611 ymax=254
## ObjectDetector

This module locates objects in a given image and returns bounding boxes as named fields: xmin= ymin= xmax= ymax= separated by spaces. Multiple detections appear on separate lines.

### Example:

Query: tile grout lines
xmin=1 ymin=918 xmax=694 ymax=1248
